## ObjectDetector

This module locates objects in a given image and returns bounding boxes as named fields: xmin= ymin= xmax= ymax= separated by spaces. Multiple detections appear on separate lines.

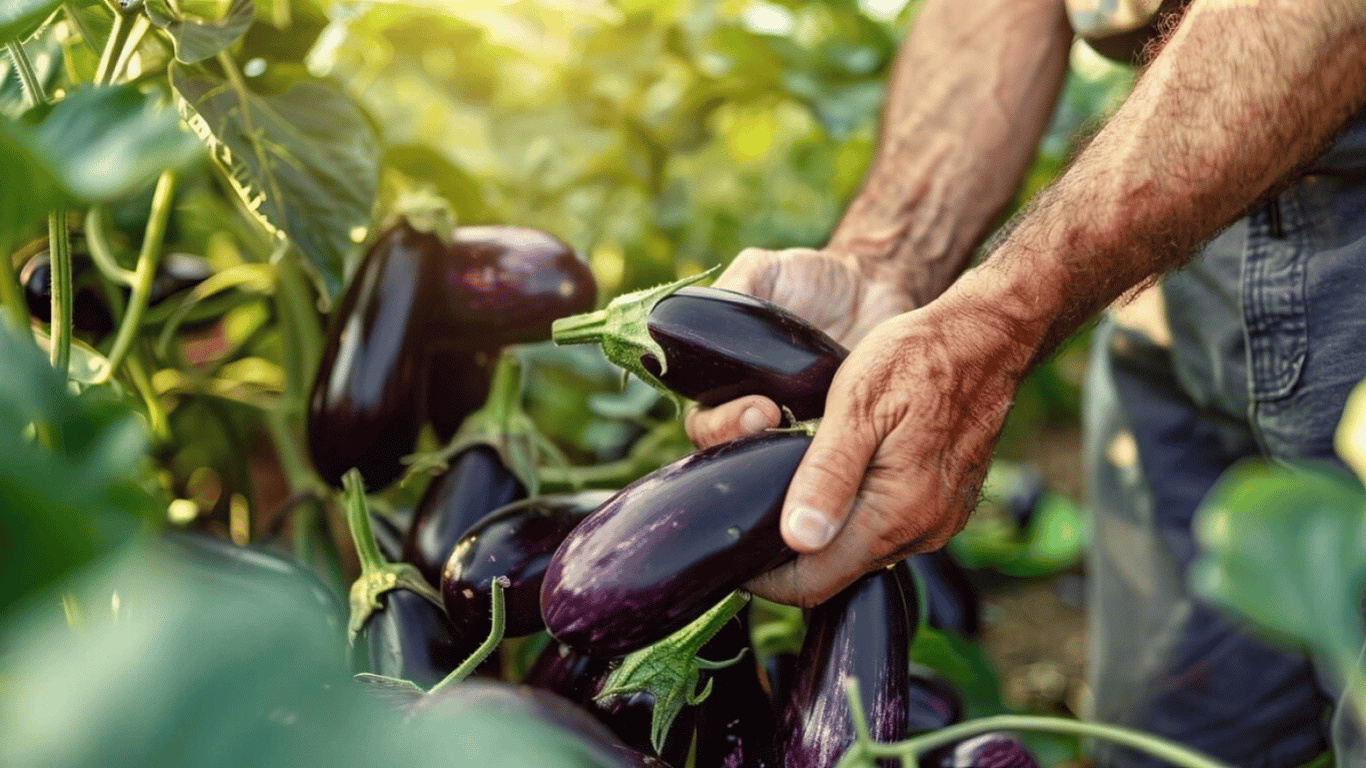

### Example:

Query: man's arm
xmin=828 ymin=0 xmax=1074 ymax=308
xmin=748 ymin=0 xmax=1366 ymax=607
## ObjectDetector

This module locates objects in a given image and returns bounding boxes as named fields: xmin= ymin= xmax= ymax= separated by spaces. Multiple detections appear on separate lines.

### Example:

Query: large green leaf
xmin=0 ymin=0 xmax=61 ymax=42
xmin=146 ymin=0 xmax=256 ymax=64
xmin=0 ymin=113 xmax=61 ymax=245
xmin=172 ymin=64 xmax=379 ymax=303
xmin=29 ymin=84 xmax=204 ymax=202
xmin=0 ymin=322 xmax=157 ymax=616
xmin=1190 ymin=461 xmax=1366 ymax=676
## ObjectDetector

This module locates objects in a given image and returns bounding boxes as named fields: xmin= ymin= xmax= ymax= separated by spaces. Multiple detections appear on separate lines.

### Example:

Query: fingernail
xmin=785 ymin=505 xmax=835 ymax=549
xmin=741 ymin=407 xmax=770 ymax=435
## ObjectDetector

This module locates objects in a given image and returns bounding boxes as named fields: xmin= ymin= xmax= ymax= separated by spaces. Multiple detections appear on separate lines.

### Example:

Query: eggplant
xmin=307 ymin=221 xmax=449 ymax=490
xmin=765 ymin=652 xmax=798 ymax=708
xmin=434 ymin=226 xmax=598 ymax=345
xmin=778 ymin=561 xmax=918 ymax=768
xmin=424 ymin=345 xmax=498 ymax=442
xmin=922 ymin=733 xmax=1040 ymax=768
xmin=353 ymin=587 xmax=464 ymax=689
xmin=521 ymin=642 xmax=693 ymax=766
xmin=21 ymin=251 xmax=216 ymax=337
xmin=442 ymin=491 xmax=615 ymax=641
xmin=910 ymin=550 xmax=981 ymax=638
xmin=905 ymin=662 xmax=965 ymax=733
xmin=553 ymin=281 xmax=846 ymax=421
xmin=694 ymin=613 xmax=777 ymax=768
xmin=406 ymin=444 xmax=529 ymax=586
xmin=410 ymin=680 xmax=673 ymax=768
xmin=541 ymin=429 xmax=811 ymax=657
xmin=371 ymin=506 xmax=413 ymax=564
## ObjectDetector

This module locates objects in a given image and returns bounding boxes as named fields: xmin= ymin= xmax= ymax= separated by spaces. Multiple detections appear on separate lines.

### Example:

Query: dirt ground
xmin=977 ymin=423 xmax=1091 ymax=718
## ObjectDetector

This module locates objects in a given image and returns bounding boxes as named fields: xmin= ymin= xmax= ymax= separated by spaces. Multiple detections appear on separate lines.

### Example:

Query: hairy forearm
xmin=953 ymin=0 xmax=1366 ymax=369
xmin=828 ymin=0 xmax=1072 ymax=306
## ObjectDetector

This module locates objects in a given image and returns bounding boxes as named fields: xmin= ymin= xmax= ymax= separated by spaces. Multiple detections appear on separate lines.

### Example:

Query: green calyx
xmin=551 ymin=265 xmax=722 ymax=415
xmin=393 ymin=189 xmax=457 ymax=244
xmin=594 ymin=590 xmax=749 ymax=755
xmin=340 ymin=469 xmax=443 ymax=645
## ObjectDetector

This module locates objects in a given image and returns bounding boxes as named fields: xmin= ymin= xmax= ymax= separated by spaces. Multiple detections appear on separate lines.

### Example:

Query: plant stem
xmin=428 ymin=579 xmax=507 ymax=695
xmin=108 ymin=13 xmax=149 ymax=82
xmin=271 ymin=247 xmax=323 ymax=419
xmin=340 ymin=468 xmax=386 ymax=576
xmin=869 ymin=715 xmax=1234 ymax=768
xmin=94 ymin=4 xmax=131 ymax=86
xmin=6 ymin=41 xmax=45 ymax=107
xmin=126 ymin=349 xmax=169 ymax=442
xmin=47 ymin=210 xmax=72 ymax=376
xmin=263 ymin=408 xmax=316 ymax=493
xmin=93 ymin=170 xmax=175 ymax=384
xmin=64 ymin=4 xmax=99 ymax=54
xmin=83 ymin=207 xmax=136 ymax=285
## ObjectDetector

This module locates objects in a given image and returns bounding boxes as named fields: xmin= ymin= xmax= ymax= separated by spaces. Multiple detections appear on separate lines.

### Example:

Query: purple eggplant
xmin=423 ymin=345 xmax=498 ymax=442
xmin=434 ymin=226 xmax=598 ymax=345
xmin=410 ymin=680 xmax=672 ymax=767
xmin=552 ymin=281 xmax=846 ymax=421
xmin=694 ymin=613 xmax=777 ymax=768
xmin=905 ymin=662 xmax=965 ymax=733
xmin=353 ymin=587 xmax=464 ymax=689
xmin=922 ymin=734 xmax=1040 ymax=768
xmin=522 ymin=642 xmax=693 ymax=766
xmin=541 ymin=429 xmax=811 ymax=657
xmin=371 ymin=506 xmax=413 ymax=564
xmin=307 ymin=221 xmax=449 ymax=490
xmin=910 ymin=550 xmax=981 ymax=638
xmin=765 ymin=652 xmax=798 ymax=708
xmin=442 ymin=491 xmax=615 ymax=641
xmin=405 ymin=444 xmax=529 ymax=586
xmin=779 ymin=561 xmax=918 ymax=768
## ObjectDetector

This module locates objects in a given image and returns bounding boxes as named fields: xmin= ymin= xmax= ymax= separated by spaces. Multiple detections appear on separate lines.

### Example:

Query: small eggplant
xmin=307 ymin=221 xmax=445 ymax=490
xmin=405 ymin=444 xmax=529 ymax=586
xmin=409 ymin=680 xmax=672 ymax=768
xmin=442 ymin=491 xmax=615 ymax=641
xmin=779 ymin=561 xmax=918 ymax=768
xmin=694 ymin=614 xmax=777 ymax=768
xmin=22 ymin=251 xmax=215 ymax=337
xmin=353 ymin=587 xmax=464 ymax=689
xmin=910 ymin=550 xmax=981 ymax=638
xmin=423 ymin=345 xmax=498 ymax=442
xmin=541 ymin=429 xmax=811 ymax=657
xmin=922 ymin=733 xmax=1040 ymax=768
xmin=371 ymin=506 xmax=413 ymax=564
xmin=520 ymin=642 xmax=693 ymax=766
xmin=764 ymin=652 xmax=798 ymax=708
xmin=435 ymin=226 xmax=598 ymax=345
xmin=905 ymin=662 xmax=965 ymax=733
xmin=552 ymin=277 xmax=846 ymax=421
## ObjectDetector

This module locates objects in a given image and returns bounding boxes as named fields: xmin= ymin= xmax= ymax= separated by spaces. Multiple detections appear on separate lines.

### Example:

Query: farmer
xmin=683 ymin=0 xmax=1366 ymax=765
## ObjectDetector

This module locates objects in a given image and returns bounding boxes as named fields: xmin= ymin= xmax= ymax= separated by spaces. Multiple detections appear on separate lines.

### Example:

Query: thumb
xmin=780 ymin=416 xmax=876 ymax=553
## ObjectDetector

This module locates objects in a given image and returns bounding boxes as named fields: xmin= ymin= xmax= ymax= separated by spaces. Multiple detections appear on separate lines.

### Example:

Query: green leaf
xmin=171 ymin=63 xmax=379 ymax=304
xmin=29 ymin=85 xmax=203 ymax=202
xmin=1190 ymin=460 xmax=1366 ymax=677
xmin=909 ymin=626 xmax=1009 ymax=720
xmin=0 ymin=112 xmax=62 ymax=244
xmin=0 ymin=321 xmax=157 ymax=617
xmin=0 ymin=0 xmax=62 ymax=42
xmin=146 ymin=0 xmax=256 ymax=64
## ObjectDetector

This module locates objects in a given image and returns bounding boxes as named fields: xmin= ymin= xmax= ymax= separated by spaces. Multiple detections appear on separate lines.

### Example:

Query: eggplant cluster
xmin=307 ymin=220 xmax=597 ymax=490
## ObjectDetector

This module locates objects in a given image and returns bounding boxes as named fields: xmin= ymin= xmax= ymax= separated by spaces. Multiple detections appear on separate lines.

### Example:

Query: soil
xmin=977 ymin=423 xmax=1091 ymax=718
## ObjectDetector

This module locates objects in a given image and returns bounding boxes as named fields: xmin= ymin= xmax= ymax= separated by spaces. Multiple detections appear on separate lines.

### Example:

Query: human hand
xmin=684 ymin=246 xmax=916 ymax=446
xmin=695 ymin=289 xmax=1033 ymax=607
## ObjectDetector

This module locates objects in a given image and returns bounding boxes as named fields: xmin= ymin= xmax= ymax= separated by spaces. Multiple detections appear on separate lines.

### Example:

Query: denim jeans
xmin=1084 ymin=112 xmax=1366 ymax=768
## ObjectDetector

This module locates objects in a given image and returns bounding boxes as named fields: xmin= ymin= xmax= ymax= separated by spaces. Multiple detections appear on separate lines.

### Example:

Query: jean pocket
xmin=1244 ymin=191 xmax=1308 ymax=404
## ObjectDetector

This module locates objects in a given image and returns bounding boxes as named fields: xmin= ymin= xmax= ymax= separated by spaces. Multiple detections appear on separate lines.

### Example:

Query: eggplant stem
xmin=549 ymin=307 xmax=611 ymax=344
xmin=428 ymin=577 xmax=507 ymax=694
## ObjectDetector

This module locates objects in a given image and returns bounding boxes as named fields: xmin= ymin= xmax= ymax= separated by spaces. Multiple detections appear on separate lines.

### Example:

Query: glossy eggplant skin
xmin=541 ymin=430 xmax=811 ymax=657
xmin=307 ymin=222 xmax=443 ymax=490
xmin=694 ymin=613 xmax=777 ymax=768
xmin=22 ymin=252 xmax=215 ymax=336
xmin=640 ymin=287 xmax=847 ymax=421
xmin=370 ymin=506 xmax=413 ymax=564
xmin=435 ymin=226 xmax=597 ymax=345
xmin=353 ymin=587 xmax=463 ymax=689
xmin=922 ymin=733 xmax=1040 ymax=768
xmin=405 ymin=444 xmax=529 ymax=586
xmin=411 ymin=680 xmax=673 ymax=768
xmin=443 ymin=491 xmax=615 ymax=641
xmin=423 ymin=345 xmax=498 ymax=443
xmin=778 ymin=561 xmax=918 ymax=768
xmin=910 ymin=550 xmax=981 ymax=638
xmin=523 ymin=641 xmax=615 ymax=704
xmin=765 ymin=652 xmax=798 ymax=709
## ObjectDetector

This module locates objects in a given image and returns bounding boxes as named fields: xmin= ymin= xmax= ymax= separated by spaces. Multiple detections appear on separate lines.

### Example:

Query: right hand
xmin=684 ymin=246 xmax=915 ymax=446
